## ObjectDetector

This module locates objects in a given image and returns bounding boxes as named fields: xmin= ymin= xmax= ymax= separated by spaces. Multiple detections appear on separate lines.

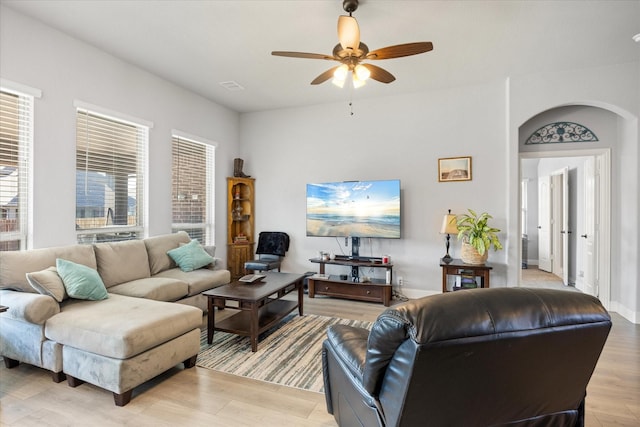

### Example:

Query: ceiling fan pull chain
xmin=348 ymin=83 xmax=355 ymax=116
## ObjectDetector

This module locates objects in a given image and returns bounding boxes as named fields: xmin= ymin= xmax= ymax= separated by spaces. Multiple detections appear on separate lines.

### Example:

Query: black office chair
xmin=244 ymin=232 xmax=290 ymax=273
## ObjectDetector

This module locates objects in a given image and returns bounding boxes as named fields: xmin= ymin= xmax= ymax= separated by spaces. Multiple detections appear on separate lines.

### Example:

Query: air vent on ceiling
xmin=219 ymin=81 xmax=245 ymax=91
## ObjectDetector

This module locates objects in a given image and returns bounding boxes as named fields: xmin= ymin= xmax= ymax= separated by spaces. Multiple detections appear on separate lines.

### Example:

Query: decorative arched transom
xmin=525 ymin=121 xmax=599 ymax=145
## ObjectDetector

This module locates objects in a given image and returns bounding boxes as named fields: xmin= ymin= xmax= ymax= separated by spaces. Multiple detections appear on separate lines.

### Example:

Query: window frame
xmin=0 ymin=80 xmax=40 ymax=250
xmin=74 ymin=101 xmax=152 ymax=243
xmin=171 ymin=130 xmax=216 ymax=245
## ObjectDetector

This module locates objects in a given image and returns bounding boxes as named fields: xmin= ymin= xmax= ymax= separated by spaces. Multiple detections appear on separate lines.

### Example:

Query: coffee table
xmin=202 ymin=272 xmax=305 ymax=352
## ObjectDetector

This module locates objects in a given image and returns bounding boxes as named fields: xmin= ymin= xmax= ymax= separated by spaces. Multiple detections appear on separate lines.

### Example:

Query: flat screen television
xmin=306 ymin=180 xmax=401 ymax=238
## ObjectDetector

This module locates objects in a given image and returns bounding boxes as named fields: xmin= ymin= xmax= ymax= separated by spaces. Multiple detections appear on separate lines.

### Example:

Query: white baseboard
xmin=397 ymin=287 xmax=439 ymax=300
xmin=609 ymin=301 xmax=639 ymax=324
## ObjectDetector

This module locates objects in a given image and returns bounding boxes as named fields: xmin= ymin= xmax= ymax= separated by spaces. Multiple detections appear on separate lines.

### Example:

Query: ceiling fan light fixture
xmin=332 ymin=77 xmax=346 ymax=88
xmin=333 ymin=64 xmax=349 ymax=79
xmin=332 ymin=65 xmax=349 ymax=87
xmin=337 ymin=15 xmax=360 ymax=50
xmin=354 ymin=64 xmax=370 ymax=81
xmin=352 ymin=72 xmax=366 ymax=89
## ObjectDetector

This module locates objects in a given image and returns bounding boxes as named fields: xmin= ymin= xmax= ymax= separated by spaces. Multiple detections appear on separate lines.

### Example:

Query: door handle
xmin=561 ymin=230 xmax=565 ymax=234
xmin=537 ymin=226 xmax=542 ymax=229
xmin=581 ymin=234 xmax=588 ymax=238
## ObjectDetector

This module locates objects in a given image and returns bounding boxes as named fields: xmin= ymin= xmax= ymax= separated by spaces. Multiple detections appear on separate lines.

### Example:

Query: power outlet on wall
xmin=398 ymin=276 xmax=404 ymax=287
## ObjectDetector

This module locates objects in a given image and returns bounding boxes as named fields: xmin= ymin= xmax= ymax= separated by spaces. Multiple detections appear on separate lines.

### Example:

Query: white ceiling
xmin=3 ymin=0 xmax=639 ymax=113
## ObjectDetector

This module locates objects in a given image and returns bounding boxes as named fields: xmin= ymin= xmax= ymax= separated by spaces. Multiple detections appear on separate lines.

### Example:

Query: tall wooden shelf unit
xmin=227 ymin=177 xmax=255 ymax=280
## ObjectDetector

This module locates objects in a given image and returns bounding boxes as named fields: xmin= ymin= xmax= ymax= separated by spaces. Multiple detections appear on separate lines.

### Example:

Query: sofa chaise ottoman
xmin=46 ymin=294 xmax=202 ymax=406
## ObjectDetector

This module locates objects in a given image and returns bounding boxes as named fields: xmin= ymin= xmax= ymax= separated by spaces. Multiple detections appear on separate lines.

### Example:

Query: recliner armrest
xmin=363 ymin=311 xmax=411 ymax=395
xmin=323 ymin=332 xmax=386 ymax=426
xmin=325 ymin=324 xmax=369 ymax=381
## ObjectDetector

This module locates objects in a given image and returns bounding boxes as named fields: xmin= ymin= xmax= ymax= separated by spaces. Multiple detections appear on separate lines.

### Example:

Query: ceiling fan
xmin=271 ymin=0 xmax=433 ymax=87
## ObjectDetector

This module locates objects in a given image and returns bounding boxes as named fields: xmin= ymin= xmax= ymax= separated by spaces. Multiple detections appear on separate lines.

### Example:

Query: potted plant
xmin=455 ymin=209 xmax=503 ymax=265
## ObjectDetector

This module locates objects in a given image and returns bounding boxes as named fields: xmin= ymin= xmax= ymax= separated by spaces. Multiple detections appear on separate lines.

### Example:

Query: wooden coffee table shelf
xmin=202 ymin=272 xmax=304 ymax=352
xmin=213 ymin=299 xmax=298 ymax=337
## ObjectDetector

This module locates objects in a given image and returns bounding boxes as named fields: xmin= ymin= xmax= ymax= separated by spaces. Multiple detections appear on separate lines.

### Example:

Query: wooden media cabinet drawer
xmin=308 ymin=277 xmax=392 ymax=306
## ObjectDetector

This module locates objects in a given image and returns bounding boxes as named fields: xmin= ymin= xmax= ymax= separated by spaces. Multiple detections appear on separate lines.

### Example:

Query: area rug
xmin=197 ymin=314 xmax=372 ymax=393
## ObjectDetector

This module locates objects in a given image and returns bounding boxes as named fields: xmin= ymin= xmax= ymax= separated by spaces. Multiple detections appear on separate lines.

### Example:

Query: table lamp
xmin=440 ymin=209 xmax=458 ymax=263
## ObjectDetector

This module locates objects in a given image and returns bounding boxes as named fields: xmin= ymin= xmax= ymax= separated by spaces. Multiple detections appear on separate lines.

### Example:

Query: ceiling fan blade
xmin=271 ymin=51 xmax=335 ymax=60
xmin=311 ymin=66 xmax=340 ymax=85
xmin=337 ymin=15 xmax=360 ymax=51
xmin=361 ymin=64 xmax=396 ymax=84
xmin=366 ymin=42 xmax=434 ymax=60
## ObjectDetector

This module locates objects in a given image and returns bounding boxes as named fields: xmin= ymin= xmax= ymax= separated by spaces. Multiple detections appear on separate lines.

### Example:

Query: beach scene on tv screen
xmin=306 ymin=180 xmax=401 ymax=238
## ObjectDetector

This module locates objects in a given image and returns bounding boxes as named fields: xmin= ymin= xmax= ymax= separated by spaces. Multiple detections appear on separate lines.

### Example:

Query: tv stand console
xmin=308 ymin=256 xmax=393 ymax=306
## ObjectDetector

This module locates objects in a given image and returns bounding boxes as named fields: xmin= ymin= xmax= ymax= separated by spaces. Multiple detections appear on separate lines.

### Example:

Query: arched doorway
xmin=517 ymin=105 xmax=613 ymax=308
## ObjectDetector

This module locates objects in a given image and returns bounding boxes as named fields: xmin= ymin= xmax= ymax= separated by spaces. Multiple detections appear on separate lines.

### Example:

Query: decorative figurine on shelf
xmin=232 ymin=205 xmax=243 ymax=220
xmin=233 ymin=158 xmax=251 ymax=178
xmin=234 ymin=186 xmax=240 ymax=199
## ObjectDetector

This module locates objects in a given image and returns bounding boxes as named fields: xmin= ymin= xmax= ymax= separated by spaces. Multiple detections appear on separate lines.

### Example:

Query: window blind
xmin=171 ymin=135 xmax=214 ymax=244
xmin=76 ymin=109 xmax=147 ymax=243
xmin=0 ymin=89 xmax=33 ymax=251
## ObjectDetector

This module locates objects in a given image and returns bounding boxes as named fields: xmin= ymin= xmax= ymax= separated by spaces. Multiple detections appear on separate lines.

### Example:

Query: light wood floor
xmin=1 ymin=294 xmax=638 ymax=426
xmin=521 ymin=265 xmax=569 ymax=289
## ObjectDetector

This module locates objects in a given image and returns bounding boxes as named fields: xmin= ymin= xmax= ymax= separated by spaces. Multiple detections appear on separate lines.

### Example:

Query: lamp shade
xmin=352 ymin=72 xmax=367 ymax=88
xmin=440 ymin=214 xmax=458 ymax=234
xmin=337 ymin=15 xmax=360 ymax=50
xmin=332 ymin=64 xmax=349 ymax=87
xmin=354 ymin=64 xmax=370 ymax=81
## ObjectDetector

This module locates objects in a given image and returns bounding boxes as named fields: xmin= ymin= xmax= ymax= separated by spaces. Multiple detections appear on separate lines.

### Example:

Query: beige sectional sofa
xmin=0 ymin=231 xmax=230 ymax=406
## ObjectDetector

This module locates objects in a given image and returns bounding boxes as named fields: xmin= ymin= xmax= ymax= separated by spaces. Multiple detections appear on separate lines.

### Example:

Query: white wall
xmin=0 ymin=6 xmax=240 ymax=261
xmin=241 ymin=81 xmax=510 ymax=297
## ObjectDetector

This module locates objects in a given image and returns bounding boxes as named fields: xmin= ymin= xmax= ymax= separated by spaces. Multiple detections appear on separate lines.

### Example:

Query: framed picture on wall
xmin=438 ymin=156 xmax=472 ymax=182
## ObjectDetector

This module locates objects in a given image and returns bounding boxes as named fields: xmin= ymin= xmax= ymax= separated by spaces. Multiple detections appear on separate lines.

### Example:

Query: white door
xmin=581 ymin=157 xmax=597 ymax=296
xmin=551 ymin=173 xmax=563 ymax=279
xmin=538 ymin=175 xmax=552 ymax=272
xmin=562 ymin=168 xmax=569 ymax=285
xmin=556 ymin=167 xmax=569 ymax=285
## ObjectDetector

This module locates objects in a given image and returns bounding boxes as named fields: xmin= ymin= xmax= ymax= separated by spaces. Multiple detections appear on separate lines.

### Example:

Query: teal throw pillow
xmin=56 ymin=258 xmax=108 ymax=301
xmin=167 ymin=239 xmax=214 ymax=272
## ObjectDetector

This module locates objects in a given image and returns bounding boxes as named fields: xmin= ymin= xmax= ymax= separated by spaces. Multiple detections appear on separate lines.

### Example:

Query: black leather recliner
xmin=322 ymin=287 xmax=611 ymax=427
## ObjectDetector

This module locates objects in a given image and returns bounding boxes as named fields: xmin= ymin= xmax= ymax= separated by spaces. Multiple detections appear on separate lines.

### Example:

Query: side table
xmin=440 ymin=258 xmax=492 ymax=292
